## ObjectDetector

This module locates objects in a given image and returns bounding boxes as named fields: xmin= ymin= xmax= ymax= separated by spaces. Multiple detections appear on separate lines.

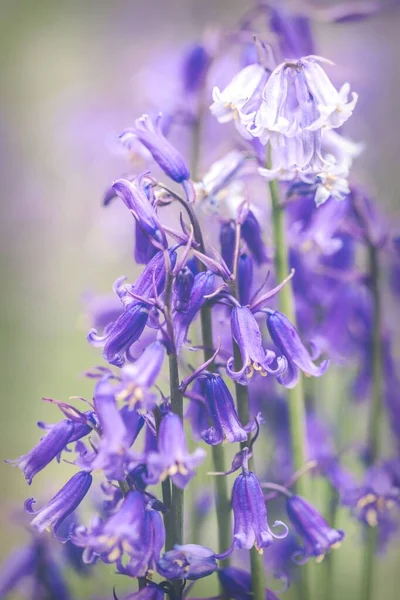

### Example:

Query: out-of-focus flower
xmin=158 ymin=544 xmax=218 ymax=580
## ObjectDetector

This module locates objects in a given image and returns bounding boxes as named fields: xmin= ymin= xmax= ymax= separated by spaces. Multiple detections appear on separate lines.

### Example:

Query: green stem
xmin=269 ymin=176 xmax=311 ymax=599
xmin=360 ymin=244 xmax=383 ymax=600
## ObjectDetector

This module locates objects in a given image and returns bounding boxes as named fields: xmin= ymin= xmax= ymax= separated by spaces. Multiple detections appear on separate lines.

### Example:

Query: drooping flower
xmin=266 ymin=309 xmax=329 ymax=388
xmin=113 ymin=174 xmax=168 ymax=249
xmin=231 ymin=468 xmax=288 ymax=552
xmin=286 ymin=495 xmax=344 ymax=563
xmin=88 ymin=302 xmax=150 ymax=367
xmin=8 ymin=419 xmax=80 ymax=484
xmin=26 ymin=471 xmax=93 ymax=538
xmin=227 ymin=306 xmax=287 ymax=385
xmin=118 ymin=341 xmax=166 ymax=410
xmin=157 ymin=544 xmax=218 ymax=580
xmin=210 ymin=64 xmax=269 ymax=138
xmin=71 ymin=491 xmax=146 ymax=565
xmin=131 ymin=113 xmax=190 ymax=183
xmin=218 ymin=566 xmax=280 ymax=600
xmin=145 ymin=412 xmax=206 ymax=489
xmin=197 ymin=372 xmax=247 ymax=446
xmin=174 ymin=266 xmax=195 ymax=312
xmin=241 ymin=210 xmax=268 ymax=265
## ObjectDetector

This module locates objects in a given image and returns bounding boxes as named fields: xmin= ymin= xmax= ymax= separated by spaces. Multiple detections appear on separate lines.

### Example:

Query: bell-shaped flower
xmin=232 ymin=469 xmax=288 ymax=552
xmin=198 ymin=372 xmax=247 ymax=446
xmin=145 ymin=412 xmax=206 ymax=489
xmin=314 ymin=159 xmax=350 ymax=207
xmin=71 ymin=491 xmax=146 ymax=565
xmin=266 ymin=309 xmax=329 ymax=388
xmin=157 ymin=544 xmax=218 ymax=580
xmin=238 ymin=253 xmax=254 ymax=306
xmin=88 ymin=302 xmax=150 ymax=367
xmin=118 ymin=341 xmax=166 ymax=410
xmin=227 ymin=306 xmax=287 ymax=385
xmin=210 ymin=64 xmax=269 ymax=137
xmin=8 ymin=418 xmax=89 ymax=484
xmin=113 ymin=174 xmax=167 ymax=249
xmin=174 ymin=266 xmax=195 ymax=313
xmin=119 ymin=503 xmax=165 ymax=577
xmin=286 ymin=495 xmax=344 ymax=563
xmin=241 ymin=210 xmax=268 ymax=265
xmin=131 ymin=113 xmax=190 ymax=183
xmin=26 ymin=471 xmax=93 ymax=538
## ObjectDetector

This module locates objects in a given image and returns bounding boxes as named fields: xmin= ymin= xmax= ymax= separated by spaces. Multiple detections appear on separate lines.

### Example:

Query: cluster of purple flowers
xmin=3 ymin=1 xmax=400 ymax=599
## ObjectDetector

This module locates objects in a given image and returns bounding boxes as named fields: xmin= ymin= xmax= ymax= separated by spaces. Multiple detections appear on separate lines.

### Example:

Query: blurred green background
xmin=1 ymin=1 xmax=400 ymax=598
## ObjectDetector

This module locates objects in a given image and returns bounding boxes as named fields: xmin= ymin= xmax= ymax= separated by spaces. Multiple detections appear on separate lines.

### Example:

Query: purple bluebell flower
xmin=198 ymin=372 xmax=247 ymax=446
xmin=26 ymin=471 xmax=92 ymax=538
xmin=88 ymin=302 xmax=149 ymax=367
xmin=119 ymin=502 xmax=165 ymax=577
xmin=131 ymin=114 xmax=190 ymax=183
xmin=231 ymin=468 xmax=288 ymax=552
xmin=113 ymin=175 xmax=167 ymax=249
xmin=238 ymin=253 xmax=254 ymax=306
xmin=286 ymin=495 xmax=344 ymax=563
xmin=71 ymin=491 xmax=146 ymax=565
xmin=157 ymin=544 xmax=217 ymax=580
xmin=241 ymin=210 xmax=268 ymax=265
xmin=227 ymin=306 xmax=287 ymax=385
xmin=218 ymin=566 xmax=280 ymax=600
xmin=174 ymin=266 xmax=195 ymax=312
xmin=266 ymin=309 xmax=329 ymax=388
xmin=173 ymin=270 xmax=215 ymax=353
xmin=345 ymin=465 xmax=400 ymax=530
xmin=182 ymin=43 xmax=210 ymax=94
xmin=8 ymin=419 xmax=75 ymax=484
xmin=118 ymin=341 xmax=166 ymax=410
xmin=88 ymin=378 xmax=136 ymax=479
xmin=146 ymin=412 xmax=206 ymax=489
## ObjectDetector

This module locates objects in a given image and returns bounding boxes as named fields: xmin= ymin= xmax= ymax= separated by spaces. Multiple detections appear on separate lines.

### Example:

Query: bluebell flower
xmin=266 ymin=309 xmax=329 ymax=388
xmin=118 ymin=341 xmax=166 ymax=410
xmin=198 ymin=372 xmax=247 ymax=446
xmin=71 ymin=491 xmax=146 ymax=565
xmin=227 ymin=306 xmax=287 ymax=385
xmin=134 ymin=219 xmax=159 ymax=264
xmin=344 ymin=464 xmax=400 ymax=530
xmin=182 ymin=43 xmax=210 ymax=94
xmin=119 ymin=502 xmax=165 ymax=577
xmin=286 ymin=495 xmax=344 ymax=563
xmin=26 ymin=471 xmax=93 ymax=538
xmin=174 ymin=266 xmax=195 ymax=312
xmin=146 ymin=412 xmax=206 ymax=489
xmin=232 ymin=469 xmax=288 ymax=552
xmin=113 ymin=174 xmax=167 ymax=249
xmin=88 ymin=302 xmax=150 ymax=367
xmin=218 ymin=566 xmax=280 ymax=600
xmin=241 ymin=210 xmax=268 ymax=265
xmin=132 ymin=113 xmax=190 ymax=183
xmin=158 ymin=544 xmax=217 ymax=580
xmin=210 ymin=63 xmax=270 ymax=139
xmin=9 ymin=419 xmax=76 ymax=484
xmin=173 ymin=270 xmax=214 ymax=353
